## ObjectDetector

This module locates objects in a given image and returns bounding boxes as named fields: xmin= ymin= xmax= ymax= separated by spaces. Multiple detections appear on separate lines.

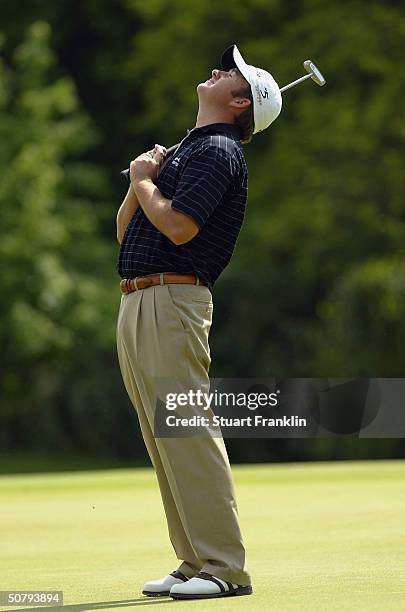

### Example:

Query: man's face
xmin=197 ymin=67 xmax=250 ymax=107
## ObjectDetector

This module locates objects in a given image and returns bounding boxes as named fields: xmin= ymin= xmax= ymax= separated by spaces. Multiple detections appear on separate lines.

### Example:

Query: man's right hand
xmin=149 ymin=144 xmax=167 ymax=179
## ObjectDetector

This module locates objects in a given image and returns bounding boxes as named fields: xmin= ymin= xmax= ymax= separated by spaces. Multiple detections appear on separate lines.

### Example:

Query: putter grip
xmin=120 ymin=143 xmax=179 ymax=184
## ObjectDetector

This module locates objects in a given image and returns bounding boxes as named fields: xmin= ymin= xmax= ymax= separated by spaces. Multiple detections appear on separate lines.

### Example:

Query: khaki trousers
xmin=116 ymin=282 xmax=251 ymax=586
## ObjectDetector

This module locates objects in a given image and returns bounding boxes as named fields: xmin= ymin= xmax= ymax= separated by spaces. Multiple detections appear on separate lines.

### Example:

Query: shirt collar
xmin=186 ymin=123 xmax=242 ymax=142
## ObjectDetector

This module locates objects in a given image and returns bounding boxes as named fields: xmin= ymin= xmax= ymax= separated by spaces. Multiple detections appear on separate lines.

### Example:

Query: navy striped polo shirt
xmin=117 ymin=123 xmax=248 ymax=289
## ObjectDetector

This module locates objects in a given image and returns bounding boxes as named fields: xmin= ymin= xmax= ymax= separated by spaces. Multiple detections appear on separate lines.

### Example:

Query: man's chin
xmin=196 ymin=82 xmax=207 ymax=97
xmin=197 ymin=81 xmax=213 ymax=97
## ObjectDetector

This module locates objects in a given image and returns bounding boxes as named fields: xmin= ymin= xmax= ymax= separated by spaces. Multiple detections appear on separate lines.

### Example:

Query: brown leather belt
xmin=120 ymin=272 xmax=206 ymax=294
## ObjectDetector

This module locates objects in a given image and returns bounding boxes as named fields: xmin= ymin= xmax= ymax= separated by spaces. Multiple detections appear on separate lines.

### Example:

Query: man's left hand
xmin=130 ymin=144 xmax=166 ymax=183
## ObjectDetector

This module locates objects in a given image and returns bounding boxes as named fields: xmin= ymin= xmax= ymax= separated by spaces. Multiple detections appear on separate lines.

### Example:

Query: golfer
xmin=116 ymin=44 xmax=281 ymax=600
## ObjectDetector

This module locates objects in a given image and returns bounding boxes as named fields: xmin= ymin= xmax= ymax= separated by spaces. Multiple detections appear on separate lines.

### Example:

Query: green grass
xmin=0 ymin=460 xmax=404 ymax=611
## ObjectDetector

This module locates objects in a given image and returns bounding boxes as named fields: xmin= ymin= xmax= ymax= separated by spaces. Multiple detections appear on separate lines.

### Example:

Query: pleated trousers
xmin=116 ymin=282 xmax=251 ymax=586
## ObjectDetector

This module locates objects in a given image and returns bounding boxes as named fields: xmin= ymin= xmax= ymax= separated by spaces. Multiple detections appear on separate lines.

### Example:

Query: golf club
xmin=279 ymin=60 xmax=326 ymax=92
xmin=120 ymin=60 xmax=326 ymax=183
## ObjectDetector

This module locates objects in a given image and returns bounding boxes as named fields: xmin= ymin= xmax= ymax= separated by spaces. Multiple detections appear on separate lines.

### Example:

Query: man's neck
xmin=195 ymin=107 xmax=234 ymax=129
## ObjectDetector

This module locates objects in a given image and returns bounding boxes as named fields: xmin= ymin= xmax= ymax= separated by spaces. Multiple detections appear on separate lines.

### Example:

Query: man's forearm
xmin=133 ymin=178 xmax=181 ymax=244
xmin=129 ymin=148 xmax=199 ymax=245
xmin=116 ymin=185 xmax=139 ymax=243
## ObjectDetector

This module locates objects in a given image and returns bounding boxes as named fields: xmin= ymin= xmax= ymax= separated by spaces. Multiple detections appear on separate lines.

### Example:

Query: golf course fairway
xmin=0 ymin=460 xmax=404 ymax=611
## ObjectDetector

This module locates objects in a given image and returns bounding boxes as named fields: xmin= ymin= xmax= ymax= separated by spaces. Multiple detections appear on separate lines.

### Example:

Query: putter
xmin=120 ymin=60 xmax=326 ymax=183
xmin=279 ymin=60 xmax=326 ymax=93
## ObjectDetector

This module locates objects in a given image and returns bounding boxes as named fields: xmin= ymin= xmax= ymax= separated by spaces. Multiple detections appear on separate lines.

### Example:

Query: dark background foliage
xmin=1 ymin=0 xmax=404 ymax=471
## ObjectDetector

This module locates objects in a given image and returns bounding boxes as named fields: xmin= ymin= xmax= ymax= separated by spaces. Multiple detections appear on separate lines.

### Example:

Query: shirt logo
xmin=171 ymin=157 xmax=181 ymax=167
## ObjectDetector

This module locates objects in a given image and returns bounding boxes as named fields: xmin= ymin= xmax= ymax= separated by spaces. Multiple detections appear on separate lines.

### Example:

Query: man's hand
xmin=130 ymin=144 xmax=167 ymax=184
xmin=130 ymin=143 xmax=199 ymax=245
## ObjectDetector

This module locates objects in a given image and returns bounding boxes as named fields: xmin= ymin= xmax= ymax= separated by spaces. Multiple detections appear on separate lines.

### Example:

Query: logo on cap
xmin=254 ymin=83 xmax=263 ymax=106
xmin=260 ymin=87 xmax=269 ymax=99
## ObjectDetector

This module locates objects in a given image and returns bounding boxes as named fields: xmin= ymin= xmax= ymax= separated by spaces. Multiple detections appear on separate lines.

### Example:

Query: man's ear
xmin=229 ymin=97 xmax=251 ymax=111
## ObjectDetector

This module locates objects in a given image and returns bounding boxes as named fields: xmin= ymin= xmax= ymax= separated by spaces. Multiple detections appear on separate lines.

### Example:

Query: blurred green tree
xmin=0 ymin=1 xmax=405 ymax=465
xmin=0 ymin=22 xmax=135 ymax=457
xmin=123 ymin=0 xmax=405 ymax=376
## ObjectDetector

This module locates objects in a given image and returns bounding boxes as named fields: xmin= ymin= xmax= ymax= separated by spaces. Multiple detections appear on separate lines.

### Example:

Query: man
xmin=116 ymin=44 xmax=281 ymax=600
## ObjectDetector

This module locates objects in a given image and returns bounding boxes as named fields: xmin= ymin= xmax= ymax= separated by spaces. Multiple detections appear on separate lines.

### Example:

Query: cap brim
xmin=220 ymin=45 xmax=236 ymax=71
xmin=220 ymin=44 xmax=252 ymax=84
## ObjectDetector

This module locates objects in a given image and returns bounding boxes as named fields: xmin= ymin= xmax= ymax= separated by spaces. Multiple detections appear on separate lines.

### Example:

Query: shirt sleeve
xmin=171 ymin=145 xmax=235 ymax=228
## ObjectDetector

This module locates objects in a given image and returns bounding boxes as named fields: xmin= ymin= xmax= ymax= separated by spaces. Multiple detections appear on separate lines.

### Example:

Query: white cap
xmin=221 ymin=44 xmax=282 ymax=134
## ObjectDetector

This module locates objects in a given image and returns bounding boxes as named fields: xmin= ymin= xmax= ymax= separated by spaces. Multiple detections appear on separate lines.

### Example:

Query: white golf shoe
xmin=142 ymin=569 xmax=190 ymax=596
xmin=169 ymin=571 xmax=253 ymax=599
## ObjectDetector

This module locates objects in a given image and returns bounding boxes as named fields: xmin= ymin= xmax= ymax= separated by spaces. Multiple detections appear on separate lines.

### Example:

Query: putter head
xmin=303 ymin=60 xmax=326 ymax=87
